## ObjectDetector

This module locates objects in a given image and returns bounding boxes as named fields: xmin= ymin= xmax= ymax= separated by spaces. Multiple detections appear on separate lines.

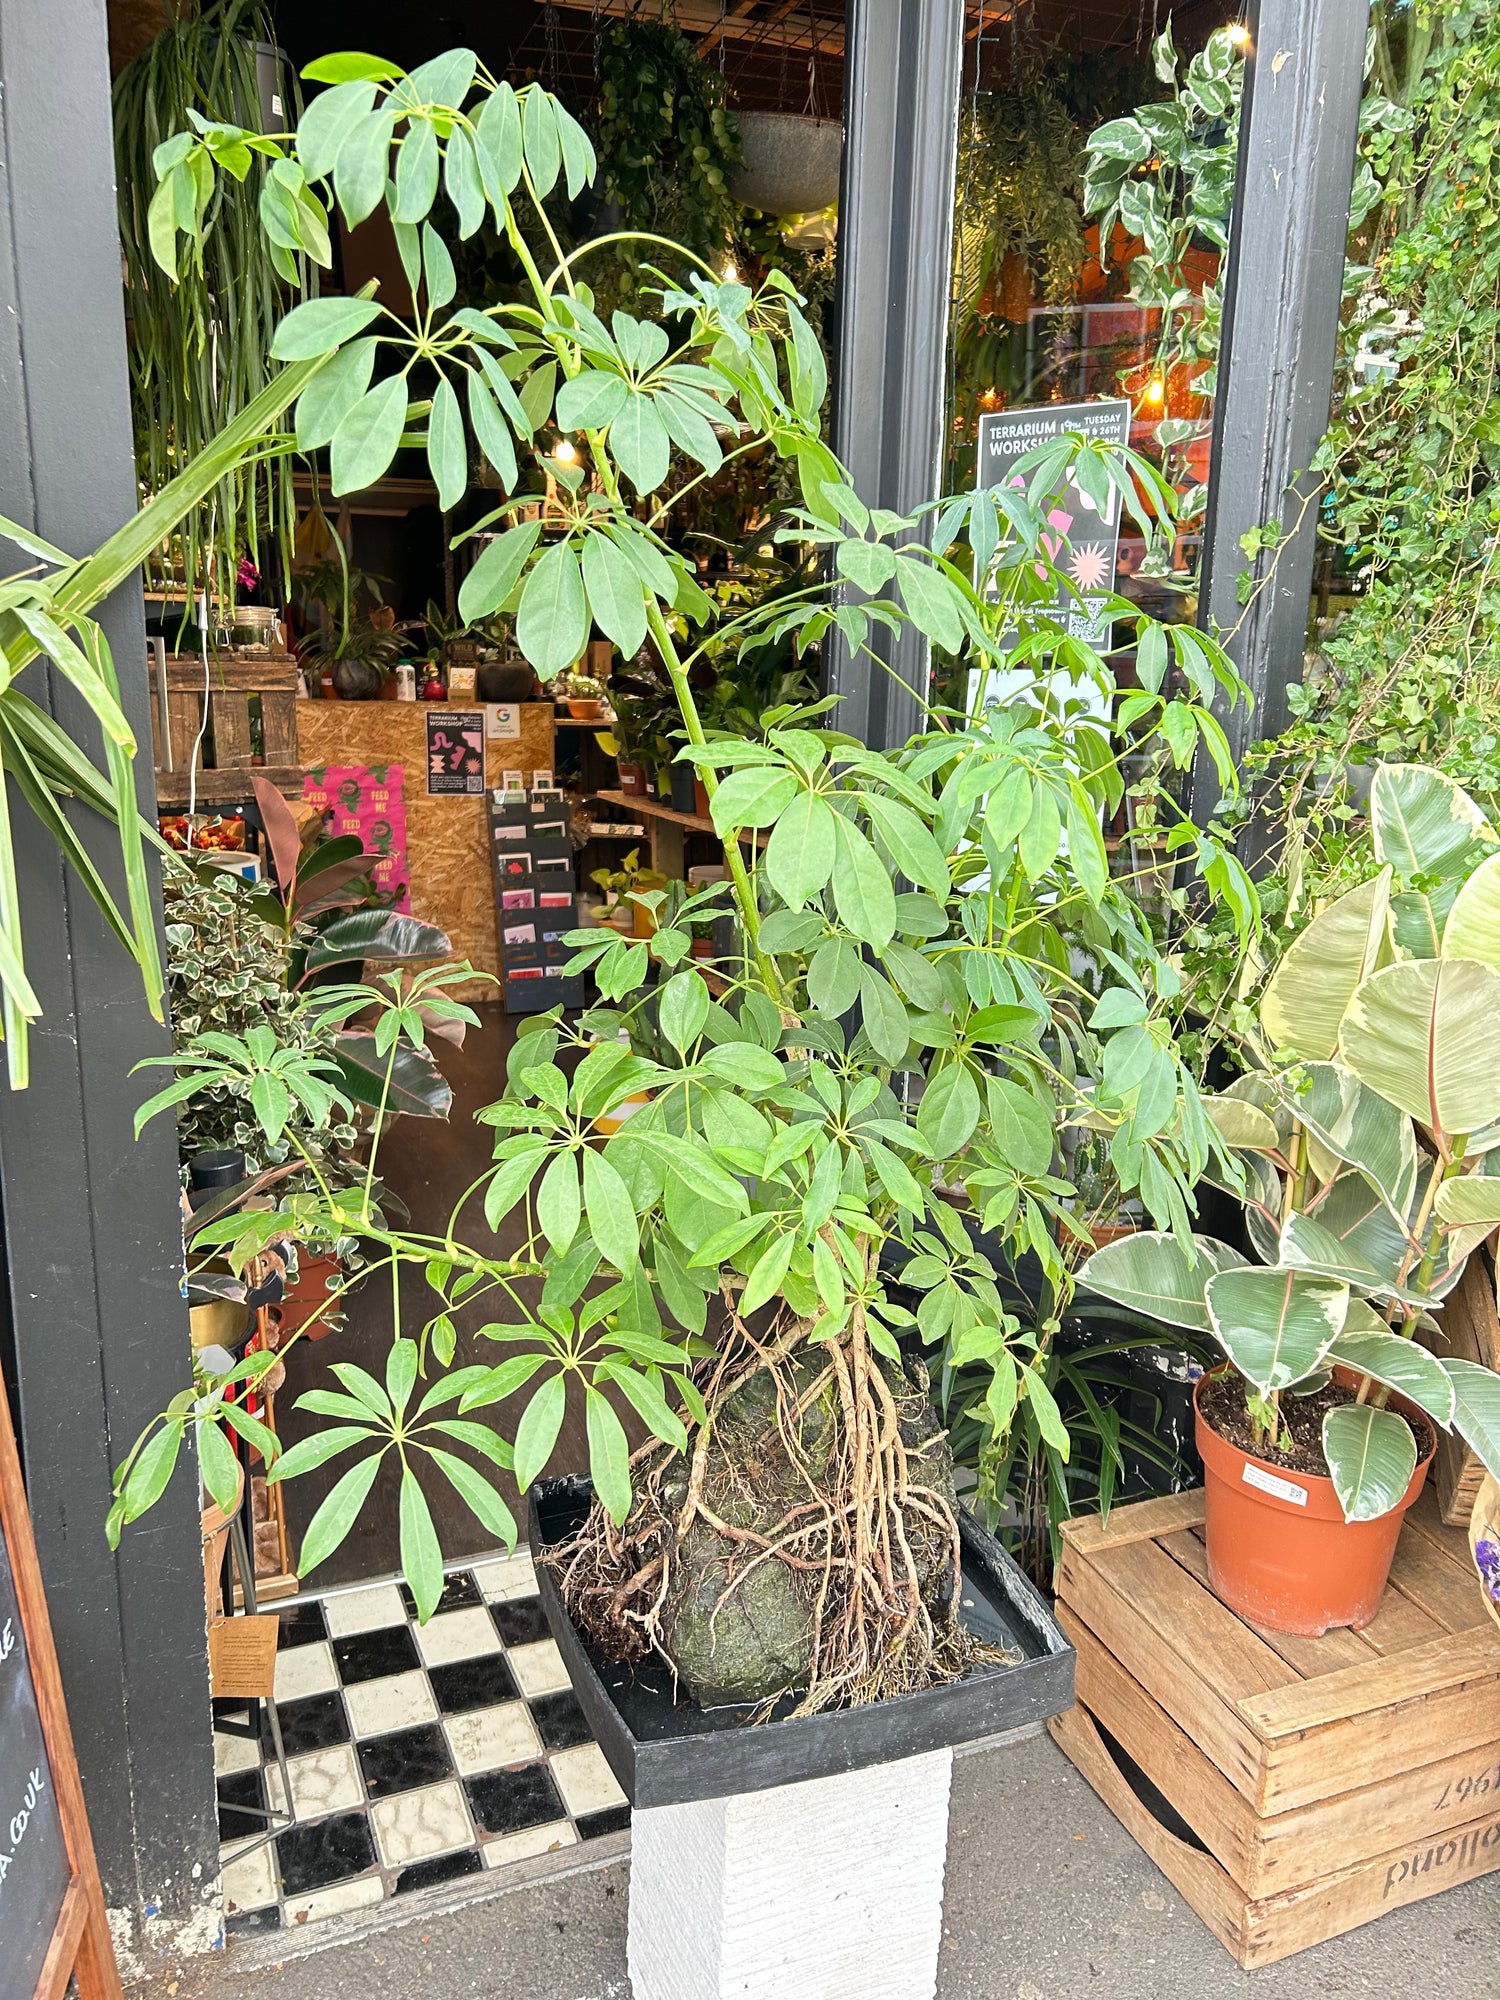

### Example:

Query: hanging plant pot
xmin=731 ymin=114 xmax=843 ymax=216
xmin=999 ymin=247 xmax=1034 ymax=324
xmin=1194 ymin=1372 xmax=1435 ymax=1636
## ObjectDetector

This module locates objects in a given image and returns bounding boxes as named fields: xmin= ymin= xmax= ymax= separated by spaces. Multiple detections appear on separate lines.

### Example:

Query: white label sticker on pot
xmin=1242 ymin=1462 xmax=1309 ymax=1507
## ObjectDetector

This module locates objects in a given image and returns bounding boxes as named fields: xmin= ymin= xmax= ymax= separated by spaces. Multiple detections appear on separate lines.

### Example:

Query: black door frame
xmin=0 ymin=0 xmax=219 ymax=1962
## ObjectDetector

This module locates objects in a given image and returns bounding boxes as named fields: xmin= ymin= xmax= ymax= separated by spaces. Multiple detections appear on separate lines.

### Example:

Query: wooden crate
xmin=1418 ymin=1252 xmax=1500 ymax=1523
xmin=149 ymin=651 xmax=303 ymax=812
xmin=1050 ymin=1489 xmax=1500 ymax=1967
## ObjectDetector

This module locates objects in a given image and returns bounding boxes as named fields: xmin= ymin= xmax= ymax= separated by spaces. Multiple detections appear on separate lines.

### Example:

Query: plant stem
xmin=643 ymin=600 xmax=787 ymax=1003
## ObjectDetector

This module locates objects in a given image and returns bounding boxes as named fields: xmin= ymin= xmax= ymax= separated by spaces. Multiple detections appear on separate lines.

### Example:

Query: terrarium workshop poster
xmin=302 ymin=764 xmax=412 ymax=914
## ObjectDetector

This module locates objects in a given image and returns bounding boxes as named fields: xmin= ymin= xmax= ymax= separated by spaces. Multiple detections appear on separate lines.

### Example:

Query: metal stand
xmin=210 ymin=1486 xmax=293 ymax=1860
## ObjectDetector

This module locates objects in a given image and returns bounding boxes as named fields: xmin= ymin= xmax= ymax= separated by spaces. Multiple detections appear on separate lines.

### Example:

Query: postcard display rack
xmin=488 ymin=789 xmax=584 ymax=1014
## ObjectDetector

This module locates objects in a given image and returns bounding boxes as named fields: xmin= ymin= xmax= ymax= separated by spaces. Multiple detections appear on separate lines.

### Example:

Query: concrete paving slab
xmin=136 ymin=1732 xmax=1499 ymax=2000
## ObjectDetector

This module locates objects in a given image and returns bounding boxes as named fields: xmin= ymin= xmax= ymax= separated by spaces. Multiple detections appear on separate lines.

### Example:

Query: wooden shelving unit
xmin=149 ymin=652 xmax=302 ymax=812
xmin=589 ymin=787 xmax=766 ymax=874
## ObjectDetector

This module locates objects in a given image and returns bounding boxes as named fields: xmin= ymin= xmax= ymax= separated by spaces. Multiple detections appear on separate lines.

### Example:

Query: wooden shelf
xmin=155 ymin=765 xmax=303 ymax=812
xmin=555 ymin=714 xmax=615 ymax=730
xmin=592 ymin=788 xmax=716 ymax=835
xmin=160 ymin=654 xmax=298 ymax=690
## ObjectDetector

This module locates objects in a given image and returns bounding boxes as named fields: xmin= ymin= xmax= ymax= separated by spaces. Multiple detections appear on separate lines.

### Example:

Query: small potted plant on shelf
xmin=1080 ymin=763 xmax=1500 ymax=1635
xmin=291 ymin=551 xmax=402 ymax=700
xmin=588 ymin=848 xmax=668 ymax=938
xmin=558 ymin=669 xmax=607 ymax=719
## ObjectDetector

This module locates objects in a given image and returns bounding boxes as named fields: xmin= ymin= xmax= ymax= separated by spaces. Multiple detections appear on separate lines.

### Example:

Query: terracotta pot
xmin=632 ymin=902 xmax=658 ymax=940
xmin=569 ymin=698 xmax=603 ymax=719
xmin=202 ymin=1461 xmax=246 ymax=1623
xmin=594 ymin=1089 xmax=653 ymax=1137
xmin=618 ymin=761 xmax=648 ymax=796
xmin=1087 ymin=1220 xmax=1137 ymax=1249
xmin=1194 ymin=1372 xmax=1435 ymax=1636
xmin=376 ymin=674 xmax=400 ymax=700
xmin=276 ymin=1251 xmax=343 ymax=1342
xmin=694 ymin=777 xmax=711 ymax=819
xmin=691 ymin=937 xmax=714 ymax=961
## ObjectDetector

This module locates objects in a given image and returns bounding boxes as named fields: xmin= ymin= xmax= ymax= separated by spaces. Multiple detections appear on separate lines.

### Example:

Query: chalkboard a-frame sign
xmin=0 ymin=1376 xmax=121 ymax=2000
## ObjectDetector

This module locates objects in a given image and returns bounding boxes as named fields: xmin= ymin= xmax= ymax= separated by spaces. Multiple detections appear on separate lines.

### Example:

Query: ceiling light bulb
xmin=553 ymin=438 xmax=577 ymax=464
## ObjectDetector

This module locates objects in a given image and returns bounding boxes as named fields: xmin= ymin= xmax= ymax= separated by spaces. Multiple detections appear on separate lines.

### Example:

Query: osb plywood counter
xmin=295 ymin=701 xmax=556 ymax=997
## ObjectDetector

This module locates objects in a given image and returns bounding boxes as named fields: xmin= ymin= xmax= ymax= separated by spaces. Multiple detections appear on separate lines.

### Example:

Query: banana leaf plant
xmin=1081 ymin=764 xmax=1500 ymax=1524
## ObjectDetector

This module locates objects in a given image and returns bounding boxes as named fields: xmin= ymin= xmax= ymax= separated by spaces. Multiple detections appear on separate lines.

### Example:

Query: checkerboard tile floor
xmin=214 ymin=1551 xmax=631 ymax=1933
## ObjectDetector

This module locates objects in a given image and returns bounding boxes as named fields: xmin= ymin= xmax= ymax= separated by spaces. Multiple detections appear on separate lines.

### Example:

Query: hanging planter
xmin=731 ymin=114 xmax=843 ymax=216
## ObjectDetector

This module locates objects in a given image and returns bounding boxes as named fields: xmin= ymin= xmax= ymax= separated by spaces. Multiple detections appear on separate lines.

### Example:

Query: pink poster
xmin=302 ymin=763 xmax=411 ymax=915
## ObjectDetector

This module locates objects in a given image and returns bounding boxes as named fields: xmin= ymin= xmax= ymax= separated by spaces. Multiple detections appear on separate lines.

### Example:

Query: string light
xmin=553 ymin=438 xmax=578 ymax=464
xmin=1144 ymin=377 xmax=1164 ymax=405
xmin=1227 ymin=21 xmax=1251 ymax=45
xmin=723 ymin=261 xmax=739 ymax=283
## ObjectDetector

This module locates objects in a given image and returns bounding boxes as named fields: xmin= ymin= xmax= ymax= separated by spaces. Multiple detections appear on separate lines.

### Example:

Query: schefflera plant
xmin=131 ymin=50 xmax=1272 ymax=1701
xmin=1081 ymin=764 xmax=1500 ymax=1523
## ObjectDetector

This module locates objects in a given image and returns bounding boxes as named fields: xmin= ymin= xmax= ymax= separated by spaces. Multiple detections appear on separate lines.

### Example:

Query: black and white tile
xmin=215 ymin=1550 xmax=629 ymax=1932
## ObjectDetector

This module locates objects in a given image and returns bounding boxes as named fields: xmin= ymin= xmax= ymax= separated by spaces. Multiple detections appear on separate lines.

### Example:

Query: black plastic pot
xmin=529 ymin=1476 xmax=1075 ymax=1808
xmin=476 ymin=659 xmax=539 ymax=702
xmin=331 ymin=658 xmax=381 ymax=700
xmin=669 ymin=763 xmax=698 ymax=814
xmin=188 ymin=1148 xmax=245 ymax=1192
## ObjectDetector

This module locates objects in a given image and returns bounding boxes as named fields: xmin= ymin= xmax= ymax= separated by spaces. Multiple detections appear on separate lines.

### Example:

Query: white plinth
xmin=627 ymin=1745 xmax=953 ymax=2000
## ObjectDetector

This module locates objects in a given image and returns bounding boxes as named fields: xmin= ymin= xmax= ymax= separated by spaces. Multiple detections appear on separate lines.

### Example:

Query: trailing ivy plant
xmin=1081 ymin=22 xmax=1246 ymax=525
xmin=111 ymin=50 xmax=1267 ymax=1713
xmin=1133 ymin=5 xmax=1500 ymax=1041
xmin=1254 ymin=4 xmax=1500 ymax=827
xmin=594 ymin=18 xmax=743 ymax=305
xmin=114 ymin=0 xmax=310 ymax=609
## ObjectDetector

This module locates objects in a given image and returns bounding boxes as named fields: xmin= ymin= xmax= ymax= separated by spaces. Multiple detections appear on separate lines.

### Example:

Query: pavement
xmin=135 ymin=1729 xmax=1499 ymax=2000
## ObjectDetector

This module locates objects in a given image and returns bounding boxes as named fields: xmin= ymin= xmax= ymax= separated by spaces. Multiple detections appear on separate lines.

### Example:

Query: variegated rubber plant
xmin=1082 ymin=764 xmax=1500 ymax=1523
xmin=110 ymin=51 xmax=1268 ymax=1673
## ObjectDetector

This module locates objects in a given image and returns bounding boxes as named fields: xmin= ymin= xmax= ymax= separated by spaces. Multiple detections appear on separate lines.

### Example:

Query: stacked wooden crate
xmin=1418 ymin=1252 xmax=1500 ymax=1523
xmin=1050 ymin=1488 xmax=1500 ymax=1967
xmin=148 ymin=651 xmax=302 ymax=811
